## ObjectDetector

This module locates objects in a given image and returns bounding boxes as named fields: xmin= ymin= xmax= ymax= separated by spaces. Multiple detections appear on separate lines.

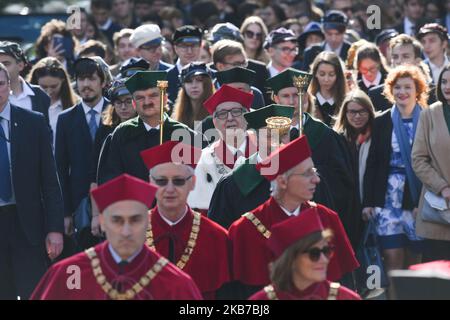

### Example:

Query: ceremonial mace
xmin=157 ymin=80 xmax=169 ymax=145
xmin=292 ymin=72 xmax=313 ymax=136
xmin=266 ymin=116 xmax=292 ymax=149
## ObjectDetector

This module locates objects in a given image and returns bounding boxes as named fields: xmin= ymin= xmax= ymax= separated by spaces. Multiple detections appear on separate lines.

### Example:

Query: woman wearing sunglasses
xmin=250 ymin=209 xmax=360 ymax=300
xmin=240 ymin=16 xmax=270 ymax=64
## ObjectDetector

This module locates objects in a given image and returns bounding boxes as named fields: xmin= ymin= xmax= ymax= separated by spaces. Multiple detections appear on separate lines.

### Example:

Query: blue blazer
xmin=55 ymin=100 xmax=108 ymax=216
xmin=10 ymin=104 xmax=64 ymax=245
xmin=158 ymin=60 xmax=174 ymax=71
xmin=167 ymin=65 xmax=181 ymax=104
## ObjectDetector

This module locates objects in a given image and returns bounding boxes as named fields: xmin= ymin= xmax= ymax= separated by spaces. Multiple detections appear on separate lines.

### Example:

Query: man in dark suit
xmin=167 ymin=25 xmax=203 ymax=105
xmin=301 ymin=10 xmax=351 ymax=72
xmin=130 ymin=24 xmax=173 ymax=71
xmin=0 ymin=63 xmax=64 ymax=299
xmin=55 ymin=57 xmax=109 ymax=236
xmin=264 ymin=27 xmax=298 ymax=78
xmin=394 ymin=0 xmax=426 ymax=36
xmin=91 ymin=0 xmax=123 ymax=46
xmin=0 ymin=42 xmax=50 ymax=123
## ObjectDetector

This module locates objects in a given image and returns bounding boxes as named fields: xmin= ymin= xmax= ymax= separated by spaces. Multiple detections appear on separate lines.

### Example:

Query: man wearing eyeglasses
xmin=167 ymin=26 xmax=203 ymax=105
xmin=99 ymin=71 xmax=199 ymax=185
xmin=188 ymin=85 xmax=256 ymax=212
xmin=267 ymin=68 xmax=357 ymax=247
xmin=140 ymin=141 xmax=231 ymax=300
xmin=264 ymin=28 xmax=298 ymax=78
xmin=130 ymin=24 xmax=173 ymax=71
xmin=229 ymin=135 xmax=358 ymax=300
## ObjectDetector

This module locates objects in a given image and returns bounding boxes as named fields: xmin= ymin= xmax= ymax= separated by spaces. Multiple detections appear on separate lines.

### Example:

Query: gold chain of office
xmin=85 ymin=247 xmax=168 ymax=300
xmin=146 ymin=211 xmax=201 ymax=270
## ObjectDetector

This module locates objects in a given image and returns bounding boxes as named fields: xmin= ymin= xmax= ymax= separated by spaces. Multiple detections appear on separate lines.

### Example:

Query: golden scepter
xmin=292 ymin=72 xmax=313 ymax=136
xmin=266 ymin=116 xmax=292 ymax=149
xmin=157 ymin=80 xmax=168 ymax=145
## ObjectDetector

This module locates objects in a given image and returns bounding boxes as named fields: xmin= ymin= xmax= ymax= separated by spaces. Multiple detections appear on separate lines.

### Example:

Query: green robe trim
xmin=232 ymin=153 xmax=265 ymax=197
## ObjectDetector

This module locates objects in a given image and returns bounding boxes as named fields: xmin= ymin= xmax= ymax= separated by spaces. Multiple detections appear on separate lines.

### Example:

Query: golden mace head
xmin=266 ymin=116 xmax=292 ymax=139
xmin=292 ymin=73 xmax=313 ymax=93
xmin=157 ymin=80 xmax=169 ymax=90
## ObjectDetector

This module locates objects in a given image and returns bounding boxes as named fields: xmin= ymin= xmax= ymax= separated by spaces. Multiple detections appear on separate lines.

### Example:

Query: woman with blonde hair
xmin=173 ymin=62 xmax=215 ymax=129
xmin=240 ymin=16 xmax=270 ymax=64
xmin=309 ymin=51 xmax=348 ymax=126
xmin=363 ymin=65 xmax=429 ymax=273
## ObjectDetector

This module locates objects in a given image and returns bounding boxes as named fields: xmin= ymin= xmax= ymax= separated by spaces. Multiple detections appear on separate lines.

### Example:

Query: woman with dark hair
xmin=363 ymin=65 xmax=429 ymax=273
xmin=309 ymin=51 xmax=349 ymax=126
xmin=412 ymin=64 xmax=450 ymax=262
xmin=354 ymin=43 xmax=390 ymax=94
xmin=173 ymin=62 xmax=215 ymax=129
xmin=28 ymin=57 xmax=78 ymax=145
xmin=333 ymin=89 xmax=377 ymax=247
xmin=250 ymin=209 xmax=360 ymax=300
xmin=240 ymin=16 xmax=270 ymax=64
xmin=257 ymin=4 xmax=286 ymax=31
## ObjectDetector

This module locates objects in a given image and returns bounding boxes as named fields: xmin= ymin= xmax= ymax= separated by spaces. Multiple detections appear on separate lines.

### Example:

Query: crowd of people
xmin=0 ymin=0 xmax=450 ymax=300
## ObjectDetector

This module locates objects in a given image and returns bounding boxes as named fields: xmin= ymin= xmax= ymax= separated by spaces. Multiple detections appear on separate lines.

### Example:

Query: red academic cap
xmin=203 ymin=84 xmax=254 ymax=115
xmin=256 ymin=135 xmax=312 ymax=181
xmin=140 ymin=140 xmax=202 ymax=170
xmin=268 ymin=208 xmax=324 ymax=259
xmin=91 ymin=174 xmax=157 ymax=212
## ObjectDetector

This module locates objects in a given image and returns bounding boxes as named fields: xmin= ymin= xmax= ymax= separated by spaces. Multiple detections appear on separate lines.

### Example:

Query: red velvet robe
xmin=149 ymin=206 xmax=231 ymax=300
xmin=229 ymin=197 xmax=359 ymax=286
xmin=249 ymin=281 xmax=361 ymax=300
xmin=30 ymin=242 xmax=202 ymax=300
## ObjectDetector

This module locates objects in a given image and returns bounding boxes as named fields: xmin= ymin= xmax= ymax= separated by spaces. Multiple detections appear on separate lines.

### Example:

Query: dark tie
xmin=88 ymin=109 xmax=98 ymax=141
xmin=168 ymin=237 xmax=175 ymax=263
xmin=118 ymin=260 xmax=128 ymax=275
xmin=0 ymin=118 xmax=12 ymax=202
xmin=290 ymin=127 xmax=300 ymax=141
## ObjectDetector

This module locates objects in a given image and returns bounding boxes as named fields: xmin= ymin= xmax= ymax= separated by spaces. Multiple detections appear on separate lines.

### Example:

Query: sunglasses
xmin=303 ymin=246 xmax=334 ymax=262
xmin=244 ymin=30 xmax=263 ymax=39
xmin=151 ymin=175 xmax=193 ymax=187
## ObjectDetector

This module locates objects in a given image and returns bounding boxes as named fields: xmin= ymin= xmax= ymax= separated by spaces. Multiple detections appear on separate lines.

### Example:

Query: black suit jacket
xmin=167 ymin=65 xmax=181 ymax=105
xmin=301 ymin=41 xmax=351 ymax=72
xmin=10 ymin=104 xmax=64 ymax=245
xmin=363 ymin=109 xmax=415 ymax=210
xmin=368 ymin=84 xmax=391 ymax=112
xmin=55 ymin=100 xmax=108 ymax=216
xmin=26 ymin=82 xmax=51 ymax=124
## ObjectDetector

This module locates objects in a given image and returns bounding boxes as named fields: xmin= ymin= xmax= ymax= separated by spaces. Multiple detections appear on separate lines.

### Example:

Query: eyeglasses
xmin=303 ymin=245 xmax=335 ymax=262
xmin=222 ymin=60 xmax=248 ymax=68
xmin=176 ymin=43 xmax=200 ymax=51
xmin=275 ymin=46 xmax=299 ymax=55
xmin=290 ymin=167 xmax=319 ymax=178
xmin=139 ymin=44 xmax=160 ymax=53
xmin=151 ymin=175 xmax=193 ymax=187
xmin=113 ymin=98 xmax=133 ymax=108
xmin=359 ymin=65 xmax=379 ymax=75
xmin=214 ymin=108 xmax=245 ymax=120
xmin=346 ymin=109 xmax=369 ymax=117
xmin=244 ymin=30 xmax=263 ymax=39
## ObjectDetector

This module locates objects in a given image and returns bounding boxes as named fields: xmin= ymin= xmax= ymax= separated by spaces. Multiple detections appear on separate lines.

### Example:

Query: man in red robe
xmin=31 ymin=174 xmax=202 ymax=300
xmin=229 ymin=135 xmax=359 ymax=299
xmin=140 ymin=141 xmax=231 ymax=299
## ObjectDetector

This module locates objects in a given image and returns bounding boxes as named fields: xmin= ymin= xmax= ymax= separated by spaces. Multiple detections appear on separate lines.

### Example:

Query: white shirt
xmin=362 ymin=71 xmax=382 ymax=89
xmin=280 ymin=205 xmax=301 ymax=217
xmin=404 ymin=17 xmax=416 ymax=36
xmin=143 ymin=122 xmax=160 ymax=131
xmin=324 ymin=42 xmax=343 ymax=57
xmin=9 ymin=77 xmax=34 ymax=111
xmin=159 ymin=206 xmax=188 ymax=226
xmin=316 ymin=92 xmax=335 ymax=106
xmin=0 ymin=102 xmax=16 ymax=206
xmin=48 ymin=100 xmax=63 ymax=147
xmin=82 ymin=98 xmax=104 ymax=128
xmin=267 ymin=61 xmax=280 ymax=77
xmin=176 ymin=59 xmax=184 ymax=73
xmin=225 ymin=138 xmax=247 ymax=156
xmin=108 ymin=243 xmax=142 ymax=264
xmin=427 ymin=56 xmax=450 ymax=84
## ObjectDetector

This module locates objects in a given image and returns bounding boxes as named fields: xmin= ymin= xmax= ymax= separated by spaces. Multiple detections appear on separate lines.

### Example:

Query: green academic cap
xmin=216 ymin=67 xmax=256 ymax=86
xmin=125 ymin=70 xmax=167 ymax=94
xmin=244 ymin=104 xmax=294 ymax=130
xmin=266 ymin=68 xmax=312 ymax=94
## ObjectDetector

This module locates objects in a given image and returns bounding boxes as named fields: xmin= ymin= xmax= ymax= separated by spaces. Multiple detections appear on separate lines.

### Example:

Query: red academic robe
xmin=149 ymin=206 xmax=231 ymax=299
xmin=30 ymin=242 xmax=202 ymax=300
xmin=249 ymin=281 xmax=361 ymax=300
xmin=229 ymin=197 xmax=359 ymax=286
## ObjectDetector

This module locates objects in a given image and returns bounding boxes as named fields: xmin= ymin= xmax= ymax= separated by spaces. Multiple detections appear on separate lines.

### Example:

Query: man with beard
xmin=55 ymin=57 xmax=110 ymax=237
xmin=99 ymin=71 xmax=200 ymax=184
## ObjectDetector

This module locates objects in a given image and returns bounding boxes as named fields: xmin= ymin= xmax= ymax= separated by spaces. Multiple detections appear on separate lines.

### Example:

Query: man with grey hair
xmin=229 ymin=135 xmax=358 ymax=300
xmin=140 ymin=141 xmax=231 ymax=299
xmin=0 ymin=63 xmax=64 ymax=299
